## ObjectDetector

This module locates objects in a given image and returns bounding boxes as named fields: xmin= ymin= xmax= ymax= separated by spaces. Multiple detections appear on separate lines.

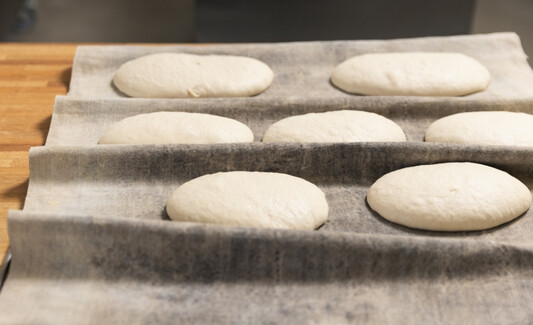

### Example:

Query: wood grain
xmin=0 ymin=44 xmax=77 ymax=263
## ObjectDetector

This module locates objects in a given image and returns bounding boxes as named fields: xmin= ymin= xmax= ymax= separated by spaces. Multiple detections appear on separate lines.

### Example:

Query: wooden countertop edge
xmin=0 ymin=42 xmax=215 ymax=264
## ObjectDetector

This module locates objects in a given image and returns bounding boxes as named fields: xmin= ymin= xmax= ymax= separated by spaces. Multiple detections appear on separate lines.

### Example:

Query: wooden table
xmin=0 ymin=44 xmax=77 ymax=263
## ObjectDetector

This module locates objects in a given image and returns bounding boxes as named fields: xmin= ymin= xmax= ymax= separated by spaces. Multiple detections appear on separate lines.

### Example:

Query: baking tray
xmin=3 ymin=33 xmax=533 ymax=323
xmin=68 ymin=33 xmax=533 ymax=101
xmin=1 ymin=210 xmax=532 ymax=324
xmin=46 ymin=95 xmax=533 ymax=146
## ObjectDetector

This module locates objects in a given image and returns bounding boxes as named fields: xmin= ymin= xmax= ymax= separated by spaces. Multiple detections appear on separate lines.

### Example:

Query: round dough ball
xmin=99 ymin=112 xmax=253 ymax=145
xmin=113 ymin=53 xmax=274 ymax=98
xmin=166 ymin=171 xmax=329 ymax=230
xmin=262 ymin=110 xmax=406 ymax=143
xmin=367 ymin=162 xmax=531 ymax=231
xmin=331 ymin=52 xmax=491 ymax=96
xmin=425 ymin=111 xmax=533 ymax=147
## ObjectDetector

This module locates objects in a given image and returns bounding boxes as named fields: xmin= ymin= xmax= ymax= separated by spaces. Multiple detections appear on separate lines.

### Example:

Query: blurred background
xmin=0 ymin=0 xmax=531 ymax=59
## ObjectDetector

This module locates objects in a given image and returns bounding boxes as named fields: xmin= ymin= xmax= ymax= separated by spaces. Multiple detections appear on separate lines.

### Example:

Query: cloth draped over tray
xmin=68 ymin=32 xmax=533 ymax=100
xmin=2 ymin=33 xmax=533 ymax=324
xmin=1 ymin=210 xmax=533 ymax=324
xmin=46 ymin=95 xmax=533 ymax=146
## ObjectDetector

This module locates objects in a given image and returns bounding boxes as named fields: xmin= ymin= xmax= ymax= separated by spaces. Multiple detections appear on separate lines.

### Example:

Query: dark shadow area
xmin=3 ymin=179 xmax=29 ymax=203
xmin=37 ymin=116 xmax=52 ymax=145
xmin=110 ymin=80 xmax=127 ymax=97
xmin=0 ymin=0 xmax=23 ymax=41
xmin=16 ymin=215 xmax=533 ymax=285
xmin=160 ymin=206 xmax=170 ymax=221
xmin=328 ymin=78 xmax=360 ymax=97
xmin=4 ymin=0 xmax=195 ymax=42
xmin=60 ymin=67 xmax=72 ymax=91
xmin=197 ymin=0 xmax=475 ymax=42
xmin=0 ymin=249 xmax=11 ymax=293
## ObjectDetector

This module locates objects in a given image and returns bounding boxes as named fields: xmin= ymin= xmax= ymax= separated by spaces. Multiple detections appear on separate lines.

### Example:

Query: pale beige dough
xmin=262 ymin=110 xmax=406 ymax=143
xmin=99 ymin=112 xmax=253 ymax=145
xmin=367 ymin=162 xmax=531 ymax=231
xmin=331 ymin=52 xmax=491 ymax=96
xmin=113 ymin=53 xmax=274 ymax=98
xmin=425 ymin=111 xmax=533 ymax=146
xmin=166 ymin=171 xmax=329 ymax=230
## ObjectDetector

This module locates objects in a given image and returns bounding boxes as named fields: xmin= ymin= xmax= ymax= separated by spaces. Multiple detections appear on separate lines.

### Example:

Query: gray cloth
xmin=47 ymin=96 xmax=533 ymax=145
xmin=3 ymin=143 xmax=533 ymax=323
xmin=2 ymin=33 xmax=533 ymax=324
xmin=18 ymin=143 xmax=533 ymax=239
xmin=68 ymin=32 xmax=533 ymax=100
xmin=0 ymin=143 xmax=533 ymax=324
xmin=3 ymin=196 xmax=533 ymax=324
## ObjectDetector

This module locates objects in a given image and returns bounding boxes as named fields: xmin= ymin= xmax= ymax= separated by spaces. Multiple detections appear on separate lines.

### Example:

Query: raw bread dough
xmin=425 ymin=111 xmax=533 ymax=146
xmin=262 ymin=110 xmax=406 ymax=143
xmin=166 ymin=171 xmax=328 ymax=230
xmin=367 ymin=162 xmax=531 ymax=231
xmin=113 ymin=53 xmax=274 ymax=98
xmin=99 ymin=112 xmax=253 ymax=144
xmin=331 ymin=52 xmax=491 ymax=96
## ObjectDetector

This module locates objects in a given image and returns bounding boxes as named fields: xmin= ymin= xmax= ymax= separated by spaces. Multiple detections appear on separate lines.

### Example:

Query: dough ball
xmin=113 ymin=53 xmax=274 ymax=98
xmin=166 ymin=171 xmax=328 ymax=230
xmin=425 ymin=111 xmax=533 ymax=147
xmin=99 ymin=112 xmax=253 ymax=144
xmin=367 ymin=162 xmax=531 ymax=231
xmin=262 ymin=110 xmax=406 ymax=143
xmin=331 ymin=52 xmax=491 ymax=96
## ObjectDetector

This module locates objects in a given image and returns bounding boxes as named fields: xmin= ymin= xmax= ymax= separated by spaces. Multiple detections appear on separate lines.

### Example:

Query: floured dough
xmin=262 ymin=110 xmax=406 ymax=143
xmin=367 ymin=162 xmax=531 ymax=231
xmin=113 ymin=53 xmax=274 ymax=98
xmin=331 ymin=52 xmax=491 ymax=96
xmin=99 ymin=112 xmax=253 ymax=144
xmin=425 ymin=111 xmax=533 ymax=146
xmin=166 ymin=171 xmax=328 ymax=230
